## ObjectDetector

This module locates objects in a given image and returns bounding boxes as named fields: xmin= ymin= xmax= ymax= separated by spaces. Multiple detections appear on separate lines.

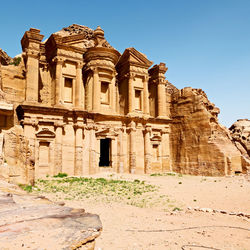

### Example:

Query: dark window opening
xmin=64 ymin=77 xmax=73 ymax=103
xmin=99 ymin=138 xmax=111 ymax=167
xmin=235 ymin=171 xmax=242 ymax=175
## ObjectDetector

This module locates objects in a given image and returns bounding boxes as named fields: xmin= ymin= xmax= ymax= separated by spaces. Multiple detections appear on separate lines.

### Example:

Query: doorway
xmin=38 ymin=141 xmax=50 ymax=177
xmin=99 ymin=138 xmax=111 ymax=167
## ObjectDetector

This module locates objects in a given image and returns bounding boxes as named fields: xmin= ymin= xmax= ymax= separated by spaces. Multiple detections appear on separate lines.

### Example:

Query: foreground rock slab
xmin=0 ymin=180 xmax=102 ymax=250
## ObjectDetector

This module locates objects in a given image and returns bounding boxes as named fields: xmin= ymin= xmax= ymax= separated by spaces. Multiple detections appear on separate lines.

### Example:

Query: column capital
xmin=89 ymin=66 xmax=98 ymax=74
xmin=112 ymin=71 xmax=118 ymax=78
xmin=143 ymin=75 xmax=149 ymax=82
xmin=52 ymin=56 xmax=64 ymax=64
xmin=23 ymin=118 xmax=39 ymax=127
xmin=124 ymin=72 xmax=136 ymax=80
xmin=158 ymin=78 xmax=167 ymax=85
xmin=24 ymin=48 xmax=40 ymax=59
xmin=85 ymin=123 xmax=98 ymax=131
xmin=73 ymin=123 xmax=85 ymax=130
xmin=161 ymin=126 xmax=170 ymax=134
xmin=54 ymin=121 xmax=65 ymax=128
xmin=76 ymin=61 xmax=85 ymax=69
xmin=144 ymin=125 xmax=152 ymax=133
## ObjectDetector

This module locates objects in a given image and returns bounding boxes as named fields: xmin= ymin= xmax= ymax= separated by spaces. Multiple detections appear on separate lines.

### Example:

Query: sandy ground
xmin=43 ymin=173 xmax=250 ymax=250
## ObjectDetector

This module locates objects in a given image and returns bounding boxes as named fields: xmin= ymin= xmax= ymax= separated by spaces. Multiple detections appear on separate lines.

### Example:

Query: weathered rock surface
xmin=229 ymin=119 xmax=250 ymax=158
xmin=0 ymin=48 xmax=12 ymax=65
xmin=170 ymin=87 xmax=248 ymax=176
xmin=0 ymin=180 xmax=102 ymax=250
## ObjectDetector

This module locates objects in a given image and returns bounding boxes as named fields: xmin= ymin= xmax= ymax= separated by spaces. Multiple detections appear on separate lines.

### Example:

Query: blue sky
xmin=0 ymin=0 xmax=249 ymax=127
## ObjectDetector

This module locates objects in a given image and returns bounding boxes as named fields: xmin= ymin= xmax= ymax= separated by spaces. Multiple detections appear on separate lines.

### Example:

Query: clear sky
xmin=0 ymin=0 xmax=249 ymax=127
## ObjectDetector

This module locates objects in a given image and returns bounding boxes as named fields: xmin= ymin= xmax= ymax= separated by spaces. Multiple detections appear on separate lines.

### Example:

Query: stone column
xmin=144 ymin=126 xmax=151 ymax=173
xmin=25 ymin=49 xmax=40 ymax=103
xmin=116 ymin=81 xmax=120 ymax=114
xmin=128 ymin=73 xmax=134 ymax=114
xmin=157 ymin=80 xmax=166 ymax=117
xmin=161 ymin=127 xmax=171 ymax=172
xmin=21 ymin=28 xmax=44 ymax=103
xmin=88 ymin=123 xmax=97 ymax=174
xmin=53 ymin=57 xmax=64 ymax=106
xmin=85 ymin=77 xmax=92 ymax=111
xmin=55 ymin=122 xmax=63 ymax=174
xmin=118 ymin=128 xmax=124 ymax=173
xmin=0 ymin=63 xmax=2 ymax=90
xmin=74 ymin=123 xmax=84 ymax=176
xmin=129 ymin=121 xmax=136 ymax=173
xmin=75 ymin=62 xmax=84 ymax=108
xmin=92 ymin=67 xmax=100 ymax=112
xmin=111 ymin=72 xmax=117 ymax=112
xmin=143 ymin=75 xmax=150 ymax=115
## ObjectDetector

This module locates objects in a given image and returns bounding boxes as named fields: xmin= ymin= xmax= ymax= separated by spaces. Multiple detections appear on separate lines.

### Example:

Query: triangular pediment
xmin=36 ymin=128 xmax=55 ymax=139
xmin=117 ymin=47 xmax=153 ymax=69
xmin=60 ymin=34 xmax=95 ymax=49
xmin=95 ymin=128 xmax=118 ymax=138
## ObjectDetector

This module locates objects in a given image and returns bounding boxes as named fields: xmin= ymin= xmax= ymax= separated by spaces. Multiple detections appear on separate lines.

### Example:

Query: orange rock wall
xmin=170 ymin=87 xmax=245 ymax=176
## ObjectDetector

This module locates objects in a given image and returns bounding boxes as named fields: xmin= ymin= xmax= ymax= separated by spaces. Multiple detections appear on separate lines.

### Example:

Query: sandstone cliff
xmin=170 ymin=87 xmax=248 ymax=176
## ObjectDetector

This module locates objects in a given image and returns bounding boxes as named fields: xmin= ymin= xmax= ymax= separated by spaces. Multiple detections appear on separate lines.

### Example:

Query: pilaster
xmin=128 ymin=73 xmax=135 ymax=115
xmin=128 ymin=121 xmax=136 ymax=173
xmin=144 ymin=125 xmax=151 ymax=173
xmin=53 ymin=56 xmax=64 ymax=106
xmin=157 ymin=79 xmax=167 ymax=118
xmin=143 ymin=75 xmax=150 ymax=115
xmin=21 ymin=28 xmax=44 ymax=103
xmin=111 ymin=72 xmax=117 ymax=113
xmin=75 ymin=61 xmax=84 ymax=108
xmin=74 ymin=121 xmax=84 ymax=176
xmin=148 ymin=63 xmax=169 ymax=119
xmin=161 ymin=126 xmax=171 ymax=172
xmin=92 ymin=67 xmax=100 ymax=112
xmin=86 ymin=122 xmax=98 ymax=174
xmin=54 ymin=121 xmax=64 ymax=174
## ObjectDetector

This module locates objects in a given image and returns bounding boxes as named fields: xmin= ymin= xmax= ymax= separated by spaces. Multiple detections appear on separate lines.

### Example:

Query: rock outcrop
xmin=229 ymin=119 xmax=250 ymax=157
xmin=229 ymin=119 xmax=250 ymax=173
xmin=0 ymin=180 xmax=102 ymax=250
xmin=170 ymin=87 xmax=248 ymax=176
xmin=0 ymin=48 xmax=12 ymax=65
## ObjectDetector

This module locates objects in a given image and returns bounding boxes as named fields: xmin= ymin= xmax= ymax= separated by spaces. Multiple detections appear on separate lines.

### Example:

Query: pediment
xmin=36 ymin=128 xmax=55 ymax=139
xmin=60 ymin=34 xmax=95 ymax=49
xmin=96 ymin=128 xmax=118 ymax=138
xmin=117 ymin=47 xmax=153 ymax=69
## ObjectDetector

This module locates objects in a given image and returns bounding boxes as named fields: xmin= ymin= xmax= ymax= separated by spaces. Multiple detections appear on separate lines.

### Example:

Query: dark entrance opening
xmin=99 ymin=138 xmax=111 ymax=167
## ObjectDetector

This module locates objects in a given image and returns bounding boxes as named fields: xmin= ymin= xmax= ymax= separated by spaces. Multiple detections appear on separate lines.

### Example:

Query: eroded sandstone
xmin=0 ymin=180 xmax=102 ymax=250
xmin=170 ymin=87 xmax=247 ymax=175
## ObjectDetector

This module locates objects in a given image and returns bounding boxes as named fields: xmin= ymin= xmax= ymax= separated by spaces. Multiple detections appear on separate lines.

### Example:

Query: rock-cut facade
xmin=0 ymin=24 xmax=249 ymax=184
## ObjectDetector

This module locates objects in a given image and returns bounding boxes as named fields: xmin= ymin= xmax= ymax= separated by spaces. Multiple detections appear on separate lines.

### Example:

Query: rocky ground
xmin=31 ymin=173 xmax=250 ymax=250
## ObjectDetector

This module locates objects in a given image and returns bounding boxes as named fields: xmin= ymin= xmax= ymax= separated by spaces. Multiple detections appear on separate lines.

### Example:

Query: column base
xmin=157 ymin=115 xmax=170 ymax=120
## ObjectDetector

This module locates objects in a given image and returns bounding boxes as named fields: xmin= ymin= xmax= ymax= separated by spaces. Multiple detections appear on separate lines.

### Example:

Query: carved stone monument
xmin=0 ymin=24 xmax=248 ymax=184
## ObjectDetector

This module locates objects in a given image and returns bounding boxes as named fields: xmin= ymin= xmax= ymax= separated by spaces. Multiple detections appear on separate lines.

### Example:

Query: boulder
xmin=0 ymin=180 xmax=102 ymax=250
